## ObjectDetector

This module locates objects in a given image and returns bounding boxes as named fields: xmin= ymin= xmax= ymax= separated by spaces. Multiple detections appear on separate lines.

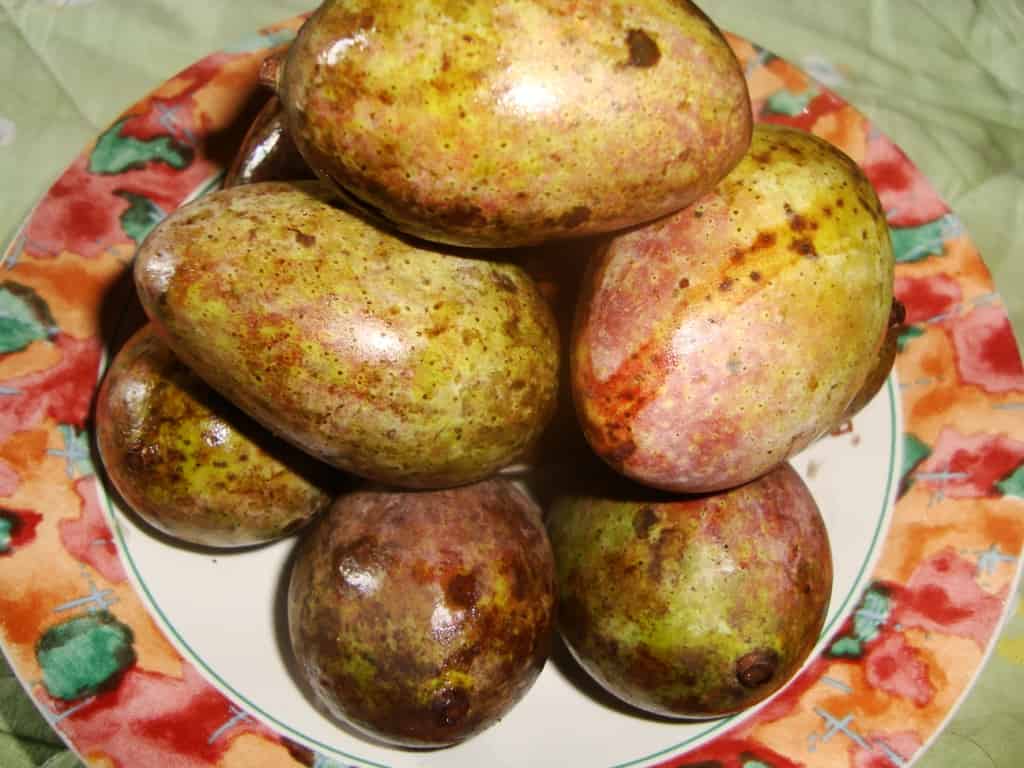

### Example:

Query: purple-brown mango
xmin=278 ymin=0 xmax=752 ymax=247
xmin=134 ymin=181 xmax=559 ymax=489
xmin=223 ymin=95 xmax=315 ymax=188
xmin=288 ymin=478 xmax=556 ymax=747
xmin=96 ymin=325 xmax=337 ymax=548
xmin=547 ymin=462 xmax=831 ymax=718
xmin=572 ymin=124 xmax=894 ymax=492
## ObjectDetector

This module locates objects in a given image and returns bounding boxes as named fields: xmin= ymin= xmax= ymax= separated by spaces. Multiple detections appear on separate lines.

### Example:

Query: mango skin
xmin=224 ymin=95 xmax=315 ymax=188
xmin=135 ymin=181 xmax=559 ymax=489
xmin=280 ymin=0 xmax=752 ymax=247
xmin=288 ymin=479 xmax=556 ymax=747
xmin=547 ymin=463 xmax=832 ymax=718
xmin=842 ymin=298 xmax=904 ymax=422
xmin=95 ymin=325 xmax=337 ymax=548
xmin=572 ymin=124 xmax=895 ymax=492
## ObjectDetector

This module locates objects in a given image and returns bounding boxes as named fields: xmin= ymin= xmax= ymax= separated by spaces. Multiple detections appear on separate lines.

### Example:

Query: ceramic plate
xmin=2 ymin=15 xmax=1023 ymax=768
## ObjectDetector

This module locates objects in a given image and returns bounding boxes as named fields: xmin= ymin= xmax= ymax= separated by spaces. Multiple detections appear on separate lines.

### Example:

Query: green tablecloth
xmin=1 ymin=1 xmax=1021 ymax=766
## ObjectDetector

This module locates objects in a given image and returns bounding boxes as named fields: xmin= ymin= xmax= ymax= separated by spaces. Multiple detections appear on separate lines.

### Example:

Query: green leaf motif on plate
xmin=0 ymin=282 xmax=57 ymax=355
xmin=829 ymin=635 xmax=862 ymax=658
xmin=852 ymin=587 xmax=891 ymax=644
xmin=996 ymin=464 xmax=1024 ymax=499
xmin=0 ymin=516 xmax=10 ymax=552
xmin=764 ymin=87 xmax=819 ymax=116
xmin=88 ymin=118 xmax=193 ymax=175
xmin=36 ymin=612 xmax=136 ymax=701
xmin=50 ymin=425 xmax=94 ymax=480
xmin=897 ymin=325 xmax=925 ymax=352
xmin=114 ymin=191 xmax=166 ymax=245
xmin=900 ymin=433 xmax=932 ymax=496
xmin=890 ymin=214 xmax=962 ymax=264
xmin=828 ymin=585 xmax=892 ymax=658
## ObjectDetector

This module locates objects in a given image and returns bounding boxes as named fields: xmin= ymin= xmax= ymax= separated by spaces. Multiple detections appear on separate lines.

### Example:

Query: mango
xmin=288 ymin=478 xmax=556 ymax=746
xmin=134 ymin=181 xmax=559 ymax=489
xmin=842 ymin=298 xmax=905 ymax=421
xmin=572 ymin=124 xmax=894 ymax=492
xmin=547 ymin=462 xmax=832 ymax=718
xmin=224 ymin=95 xmax=315 ymax=188
xmin=96 ymin=324 xmax=337 ymax=548
xmin=278 ymin=0 xmax=752 ymax=247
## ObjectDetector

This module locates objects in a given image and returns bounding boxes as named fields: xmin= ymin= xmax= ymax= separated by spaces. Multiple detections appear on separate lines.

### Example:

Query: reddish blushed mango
xmin=547 ymin=463 xmax=832 ymax=718
xmin=572 ymin=124 xmax=894 ymax=492
xmin=279 ymin=0 xmax=752 ymax=247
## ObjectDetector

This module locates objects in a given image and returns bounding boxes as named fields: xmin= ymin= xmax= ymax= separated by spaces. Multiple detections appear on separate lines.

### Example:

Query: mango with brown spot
xmin=547 ymin=462 xmax=832 ymax=718
xmin=288 ymin=478 xmax=556 ymax=747
xmin=572 ymin=124 xmax=894 ymax=492
xmin=96 ymin=325 xmax=338 ymax=548
xmin=277 ymin=0 xmax=752 ymax=247
xmin=134 ymin=181 xmax=559 ymax=489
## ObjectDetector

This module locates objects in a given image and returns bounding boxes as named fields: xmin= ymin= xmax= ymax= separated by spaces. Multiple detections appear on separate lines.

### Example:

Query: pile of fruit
xmin=95 ymin=0 xmax=897 ymax=751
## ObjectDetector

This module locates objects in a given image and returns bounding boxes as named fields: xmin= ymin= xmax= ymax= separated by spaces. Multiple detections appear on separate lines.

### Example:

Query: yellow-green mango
xmin=572 ymin=124 xmax=894 ymax=492
xmin=548 ymin=462 xmax=831 ymax=718
xmin=134 ymin=181 xmax=559 ymax=489
xmin=278 ymin=0 xmax=752 ymax=247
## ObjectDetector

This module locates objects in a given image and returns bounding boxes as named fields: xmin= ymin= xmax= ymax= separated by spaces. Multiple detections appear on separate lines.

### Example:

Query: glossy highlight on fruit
xmin=134 ymin=181 xmax=559 ymax=489
xmin=96 ymin=325 xmax=337 ymax=548
xmin=572 ymin=124 xmax=895 ymax=492
xmin=288 ymin=479 xmax=556 ymax=747
xmin=547 ymin=463 xmax=832 ymax=718
xmin=223 ymin=94 xmax=314 ymax=188
xmin=278 ymin=0 xmax=752 ymax=247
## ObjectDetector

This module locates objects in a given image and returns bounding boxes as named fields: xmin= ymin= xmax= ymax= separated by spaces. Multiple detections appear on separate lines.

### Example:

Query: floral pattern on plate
xmin=0 ymin=21 xmax=1022 ymax=768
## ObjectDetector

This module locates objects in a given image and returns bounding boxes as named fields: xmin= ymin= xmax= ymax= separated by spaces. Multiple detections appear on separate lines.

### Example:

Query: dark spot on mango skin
xmin=491 ymin=270 xmax=518 ymax=293
xmin=557 ymin=205 xmax=592 ymax=229
xmin=719 ymin=277 xmax=734 ymax=292
xmin=445 ymin=570 xmax=480 ymax=610
xmin=437 ymin=201 xmax=488 ymax=229
xmin=292 ymin=229 xmax=316 ymax=247
xmin=625 ymin=29 xmax=661 ymax=68
xmin=790 ymin=214 xmax=814 ymax=232
xmin=790 ymin=238 xmax=818 ymax=259
xmin=736 ymin=648 xmax=779 ymax=688
xmin=749 ymin=271 xmax=762 ymax=282
xmin=632 ymin=506 xmax=659 ymax=539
